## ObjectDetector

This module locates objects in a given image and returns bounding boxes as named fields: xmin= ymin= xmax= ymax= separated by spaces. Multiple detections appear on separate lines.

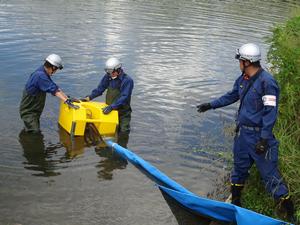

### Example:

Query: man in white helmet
xmin=81 ymin=57 xmax=134 ymax=147
xmin=196 ymin=43 xmax=295 ymax=222
xmin=19 ymin=54 xmax=79 ymax=133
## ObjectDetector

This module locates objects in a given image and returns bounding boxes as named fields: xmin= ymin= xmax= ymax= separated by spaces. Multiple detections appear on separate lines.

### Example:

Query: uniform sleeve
xmin=38 ymin=74 xmax=59 ymax=95
xmin=210 ymin=79 xmax=240 ymax=109
xmin=261 ymin=79 xmax=279 ymax=139
xmin=89 ymin=75 xmax=109 ymax=100
xmin=110 ymin=78 xmax=134 ymax=109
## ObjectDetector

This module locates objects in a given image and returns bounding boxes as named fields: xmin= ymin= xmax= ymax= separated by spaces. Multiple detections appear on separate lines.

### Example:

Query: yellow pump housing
xmin=58 ymin=101 xmax=119 ymax=137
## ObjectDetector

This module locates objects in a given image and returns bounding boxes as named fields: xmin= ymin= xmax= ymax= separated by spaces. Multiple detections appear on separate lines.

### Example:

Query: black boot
xmin=277 ymin=196 xmax=296 ymax=223
xmin=231 ymin=184 xmax=244 ymax=207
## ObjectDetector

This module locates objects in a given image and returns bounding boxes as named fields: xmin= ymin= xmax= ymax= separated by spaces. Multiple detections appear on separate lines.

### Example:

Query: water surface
xmin=0 ymin=1 xmax=298 ymax=224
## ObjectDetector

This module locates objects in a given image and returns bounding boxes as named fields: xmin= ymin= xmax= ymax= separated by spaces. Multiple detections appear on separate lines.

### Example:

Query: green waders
xmin=19 ymin=90 xmax=46 ymax=133
xmin=106 ymin=87 xmax=131 ymax=147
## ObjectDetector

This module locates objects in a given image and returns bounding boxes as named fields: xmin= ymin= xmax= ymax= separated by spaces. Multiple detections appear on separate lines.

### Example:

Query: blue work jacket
xmin=89 ymin=70 xmax=134 ymax=109
xmin=25 ymin=65 xmax=59 ymax=96
xmin=210 ymin=69 xmax=279 ymax=139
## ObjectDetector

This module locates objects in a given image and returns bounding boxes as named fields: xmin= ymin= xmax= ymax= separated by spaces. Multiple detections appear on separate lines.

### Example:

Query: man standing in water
xmin=81 ymin=57 xmax=134 ymax=148
xmin=197 ymin=43 xmax=295 ymax=221
xmin=20 ymin=54 xmax=79 ymax=133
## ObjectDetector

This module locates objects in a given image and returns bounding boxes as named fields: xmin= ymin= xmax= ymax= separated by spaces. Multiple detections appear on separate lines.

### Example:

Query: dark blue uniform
xmin=20 ymin=65 xmax=59 ymax=132
xmin=88 ymin=69 xmax=134 ymax=147
xmin=210 ymin=69 xmax=288 ymax=199
xmin=89 ymin=70 xmax=133 ymax=111
xmin=25 ymin=65 xmax=59 ymax=96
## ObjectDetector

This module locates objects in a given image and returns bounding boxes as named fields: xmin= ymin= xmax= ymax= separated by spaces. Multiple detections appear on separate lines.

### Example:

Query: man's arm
xmin=55 ymin=89 xmax=68 ymax=102
xmin=89 ymin=75 xmax=109 ymax=100
xmin=210 ymin=79 xmax=240 ymax=109
xmin=261 ymin=79 xmax=279 ymax=139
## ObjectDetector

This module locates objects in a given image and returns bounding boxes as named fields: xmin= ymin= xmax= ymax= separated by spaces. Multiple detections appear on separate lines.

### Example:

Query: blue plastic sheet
xmin=105 ymin=139 xmax=292 ymax=225
xmin=159 ymin=185 xmax=288 ymax=225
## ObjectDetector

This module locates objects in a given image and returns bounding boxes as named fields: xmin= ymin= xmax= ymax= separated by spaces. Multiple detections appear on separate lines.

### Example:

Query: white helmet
xmin=45 ymin=54 xmax=63 ymax=69
xmin=104 ymin=57 xmax=121 ymax=74
xmin=235 ymin=43 xmax=261 ymax=63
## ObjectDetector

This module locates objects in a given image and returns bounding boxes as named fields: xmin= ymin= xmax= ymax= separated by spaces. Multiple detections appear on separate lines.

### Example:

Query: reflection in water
xmin=58 ymin=126 xmax=85 ymax=159
xmin=19 ymin=130 xmax=61 ymax=177
xmin=95 ymin=131 xmax=129 ymax=180
xmin=95 ymin=146 xmax=128 ymax=181
xmin=58 ymin=125 xmax=128 ymax=180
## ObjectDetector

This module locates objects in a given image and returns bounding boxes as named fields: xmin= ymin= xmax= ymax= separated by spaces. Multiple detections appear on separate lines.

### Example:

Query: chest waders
xmin=106 ymin=86 xmax=131 ymax=147
xmin=19 ymin=90 xmax=46 ymax=133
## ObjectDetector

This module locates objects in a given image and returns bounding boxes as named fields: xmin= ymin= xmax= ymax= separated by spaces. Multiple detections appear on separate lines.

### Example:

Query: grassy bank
xmin=242 ymin=11 xmax=300 ymax=223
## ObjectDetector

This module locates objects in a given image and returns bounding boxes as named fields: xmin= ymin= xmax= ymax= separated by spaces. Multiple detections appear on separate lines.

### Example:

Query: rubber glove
xmin=68 ymin=97 xmax=80 ymax=103
xmin=102 ymin=105 xmax=113 ymax=115
xmin=255 ymin=138 xmax=268 ymax=154
xmin=197 ymin=103 xmax=212 ymax=113
xmin=80 ymin=96 xmax=90 ymax=102
xmin=65 ymin=98 xmax=80 ymax=109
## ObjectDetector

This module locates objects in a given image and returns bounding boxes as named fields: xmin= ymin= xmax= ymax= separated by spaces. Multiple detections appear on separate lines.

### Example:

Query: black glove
xmin=70 ymin=97 xmax=80 ymax=103
xmin=65 ymin=98 xmax=80 ymax=109
xmin=79 ymin=96 xmax=90 ymax=102
xmin=102 ymin=105 xmax=113 ymax=115
xmin=255 ymin=138 xmax=268 ymax=154
xmin=67 ymin=95 xmax=80 ymax=103
xmin=197 ymin=103 xmax=212 ymax=113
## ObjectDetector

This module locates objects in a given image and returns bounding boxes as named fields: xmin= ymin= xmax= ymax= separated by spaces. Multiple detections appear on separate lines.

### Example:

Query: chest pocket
xmin=245 ymin=85 xmax=264 ymax=113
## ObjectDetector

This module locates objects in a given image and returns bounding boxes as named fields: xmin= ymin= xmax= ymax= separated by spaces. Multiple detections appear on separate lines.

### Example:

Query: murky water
xmin=0 ymin=1 xmax=298 ymax=224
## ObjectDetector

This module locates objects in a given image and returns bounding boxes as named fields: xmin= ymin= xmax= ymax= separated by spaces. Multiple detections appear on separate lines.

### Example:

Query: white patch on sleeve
xmin=262 ymin=95 xmax=276 ymax=106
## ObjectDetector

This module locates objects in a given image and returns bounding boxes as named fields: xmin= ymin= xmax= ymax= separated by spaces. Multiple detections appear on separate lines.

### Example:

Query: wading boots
xmin=231 ymin=184 xmax=244 ymax=207
xmin=276 ymin=195 xmax=296 ymax=224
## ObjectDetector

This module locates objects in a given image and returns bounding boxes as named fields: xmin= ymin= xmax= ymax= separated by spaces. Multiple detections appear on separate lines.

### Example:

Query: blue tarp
xmin=105 ymin=139 xmax=291 ymax=225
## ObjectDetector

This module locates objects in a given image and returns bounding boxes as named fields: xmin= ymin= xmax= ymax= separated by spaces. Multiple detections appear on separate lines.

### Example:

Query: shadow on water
xmin=19 ymin=129 xmax=62 ymax=177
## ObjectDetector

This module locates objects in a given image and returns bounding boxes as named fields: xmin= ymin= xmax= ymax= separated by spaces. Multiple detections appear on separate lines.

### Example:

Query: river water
xmin=0 ymin=1 xmax=298 ymax=225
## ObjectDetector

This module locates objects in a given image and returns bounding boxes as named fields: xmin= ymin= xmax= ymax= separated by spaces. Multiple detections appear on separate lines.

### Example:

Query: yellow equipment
xmin=58 ymin=101 xmax=119 ymax=137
